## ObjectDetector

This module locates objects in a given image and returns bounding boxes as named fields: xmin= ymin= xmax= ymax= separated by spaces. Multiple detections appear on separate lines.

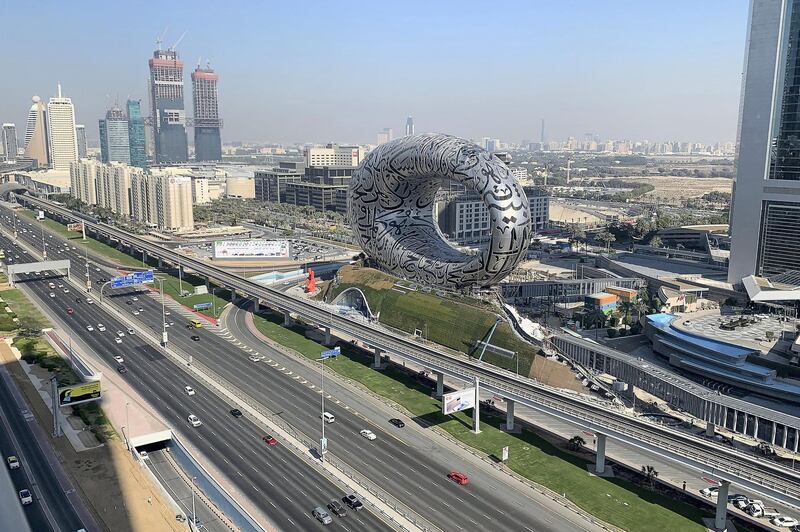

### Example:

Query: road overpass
xmin=20 ymin=194 xmax=800 ymax=518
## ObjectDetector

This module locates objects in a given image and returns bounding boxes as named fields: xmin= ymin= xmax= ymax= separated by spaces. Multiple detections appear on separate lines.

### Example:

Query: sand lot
xmin=609 ymin=175 xmax=733 ymax=204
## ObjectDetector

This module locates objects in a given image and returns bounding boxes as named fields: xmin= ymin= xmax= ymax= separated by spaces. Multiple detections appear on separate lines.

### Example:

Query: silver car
xmin=312 ymin=506 xmax=332 ymax=525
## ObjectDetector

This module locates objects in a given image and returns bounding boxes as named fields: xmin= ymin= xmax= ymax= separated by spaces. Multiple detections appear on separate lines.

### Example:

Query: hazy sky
xmin=1 ymin=1 xmax=748 ymax=145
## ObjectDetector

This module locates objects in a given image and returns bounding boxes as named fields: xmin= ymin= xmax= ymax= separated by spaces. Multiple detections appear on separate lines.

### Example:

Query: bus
xmin=188 ymin=319 xmax=203 ymax=329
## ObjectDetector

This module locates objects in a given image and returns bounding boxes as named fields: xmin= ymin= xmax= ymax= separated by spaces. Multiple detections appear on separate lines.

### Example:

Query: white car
xmin=139 ymin=451 xmax=149 ymax=460
xmin=116 ymin=331 xmax=125 ymax=337
xmin=97 ymin=324 xmax=106 ymax=332
xmin=87 ymin=298 xmax=94 ymax=305
xmin=132 ymin=310 xmax=140 ymax=316
xmin=188 ymin=414 xmax=202 ymax=427
xmin=164 ymin=310 xmax=171 ymax=315
xmin=6 ymin=456 xmax=19 ymax=470
xmin=63 ymin=288 xmax=69 ymax=293
xmin=772 ymin=516 xmax=799 ymax=527
xmin=248 ymin=355 xmax=262 ymax=362
xmin=49 ymin=292 xmax=55 ymax=298
xmin=132 ymin=296 xmax=138 ymax=301
xmin=127 ymin=328 xmax=135 ymax=335
xmin=700 ymin=486 xmax=719 ymax=497
xmin=113 ymin=355 xmax=124 ymax=364
xmin=86 ymin=325 xmax=94 ymax=332
xmin=18 ymin=489 xmax=32 ymax=505
xmin=184 ymin=386 xmax=196 ymax=396
xmin=114 ymin=337 xmax=122 ymax=344
xmin=360 ymin=429 xmax=377 ymax=441
xmin=164 ymin=322 xmax=170 ymax=328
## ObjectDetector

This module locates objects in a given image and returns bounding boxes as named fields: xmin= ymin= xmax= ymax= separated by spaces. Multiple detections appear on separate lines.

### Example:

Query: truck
xmin=36 ymin=210 xmax=44 ymax=220
xmin=746 ymin=501 xmax=781 ymax=518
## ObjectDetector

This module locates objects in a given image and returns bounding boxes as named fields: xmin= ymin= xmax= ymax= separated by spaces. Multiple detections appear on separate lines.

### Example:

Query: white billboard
xmin=443 ymin=388 xmax=476 ymax=415
xmin=213 ymin=239 xmax=290 ymax=259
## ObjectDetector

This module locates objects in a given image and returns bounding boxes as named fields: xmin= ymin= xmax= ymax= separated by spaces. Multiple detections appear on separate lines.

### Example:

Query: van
xmin=189 ymin=319 xmax=202 ymax=329
xmin=322 ymin=412 xmax=335 ymax=423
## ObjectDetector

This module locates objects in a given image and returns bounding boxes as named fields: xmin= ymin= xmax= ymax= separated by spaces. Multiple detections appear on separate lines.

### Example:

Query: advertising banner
xmin=67 ymin=222 xmax=83 ymax=232
xmin=213 ymin=240 xmax=290 ymax=259
xmin=502 ymin=446 xmax=509 ymax=462
xmin=442 ymin=387 xmax=476 ymax=415
xmin=58 ymin=381 xmax=101 ymax=407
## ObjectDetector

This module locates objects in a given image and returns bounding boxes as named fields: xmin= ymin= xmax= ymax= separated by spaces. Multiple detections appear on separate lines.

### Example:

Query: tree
xmin=618 ymin=300 xmax=634 ymax=326
xmin=568 ymin=435 xmax=586 ymax=451
xmin=641 ymin=465 xmax=659 ymax=486
xmin=766 ymin=330 xmax=775 ymax=342
xmin=597 ymin=231 xmax=616 ymax=252
xmin=649 ymin=236 xmax=662 ymax=248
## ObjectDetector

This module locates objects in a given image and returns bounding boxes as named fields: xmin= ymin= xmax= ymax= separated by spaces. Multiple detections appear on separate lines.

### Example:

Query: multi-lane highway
xmin=0 ymin=205 xmax=606 ymax=531
xmin=0 ymin=216 xmax=388 ymax=531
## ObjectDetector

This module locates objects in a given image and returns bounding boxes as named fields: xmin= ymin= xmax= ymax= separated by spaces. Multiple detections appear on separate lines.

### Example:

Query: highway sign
xmin=320 ymin=346 xmax=340 ymax=359
xmin=193 ymin=302 xmax=213 ymax=310
xmin=111 ymin=270 xmax=154 ymax=288
xmin=502 ymin=446 xmax=509 ymax=462
xmin=58 ymin=381 xmax=101 ymax=407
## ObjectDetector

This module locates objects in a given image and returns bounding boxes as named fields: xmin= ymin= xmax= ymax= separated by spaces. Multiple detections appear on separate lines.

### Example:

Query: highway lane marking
xmin=287 ymin=518 xmax=295 ymax=526
xmin=482 ymin=514 xmax=491 ymax=521
xmin=299 ymin=490 xmax=307 ymax=497
xmin=236 ymin=471 xmax=243 ymax=477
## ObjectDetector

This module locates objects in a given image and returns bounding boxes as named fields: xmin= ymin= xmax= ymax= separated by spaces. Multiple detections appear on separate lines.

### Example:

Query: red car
xmin=66 ymin=307 xmax=74 ymax=315
xmin=447 ymin=471 xmax=469 ymax=485
xmin=262 ymin=435 xmax=278 ymax=446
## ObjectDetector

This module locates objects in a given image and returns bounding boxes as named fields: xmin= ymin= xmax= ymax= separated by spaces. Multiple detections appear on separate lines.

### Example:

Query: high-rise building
xmin=127 ymin=99 xmax=146 ymax=168
xmin=729 ymin=0 xmax=800 ymax=281
xmin=99 ymin=106 xmax=130 ymax=164
xmin=23 ymin=96 xmax=49 ymax=168
xmin=2 ymin=124 xmax=19 ymax=162
xmin=152 ymin=172 xmax=194 ymax=231
xmin=75 ymin=125 xmax=87 ymax=159
xmin=149 ymin=48 xmax=188 ymax=163
xmin=376 ymin=128 xmax=393 ymax=145
xmin=306 ymin=144 xmax=364 ymax=166
xmin=191 ymin=65 xmax=222 ymax=161
xmin=405 ymin=116 xmax=414 ymax=136
xmin=47 ymin=85 xmax=78 ymax=171
xmin=69 ymin=159 xmax=100 ymax=205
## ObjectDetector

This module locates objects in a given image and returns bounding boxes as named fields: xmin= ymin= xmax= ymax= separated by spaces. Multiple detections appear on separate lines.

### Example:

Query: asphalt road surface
xmin=0 ymin=217 xmax=387 ymax=532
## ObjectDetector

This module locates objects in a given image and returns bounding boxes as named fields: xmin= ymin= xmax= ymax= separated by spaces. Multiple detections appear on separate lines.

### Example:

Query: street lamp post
xmin=84 ymin=246 xmax=91 ymax=291
xmin=156 ymin=277 xmax=168 ymax=347
xmin=41 ymin=225 xmax=46 ymax=259
xmin=191 ymin=475 xmax=197 ymax=526
xmin=320 ymin=355 xmax=326 ymax=462
xmin=210 ymin=287 xmax=218 ymax=318
xmin=125 ymin=402 xmax=130 ymax=451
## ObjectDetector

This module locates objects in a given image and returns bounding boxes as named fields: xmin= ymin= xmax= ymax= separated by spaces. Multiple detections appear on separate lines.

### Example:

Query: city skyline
xmin=0 ymin=0 xmax=748 ymax=145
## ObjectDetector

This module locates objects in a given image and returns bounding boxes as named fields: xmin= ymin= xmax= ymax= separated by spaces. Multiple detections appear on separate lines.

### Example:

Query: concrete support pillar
xmin=753 ymin=417 xmax=759 ymax=439
xmin=253 ymin=299 xmax=260 ymax=312
xmin=742 ymin=414 xmax=748 ymax=435
xmin=714 ymin=481 xmax=730 ymax=530
xmin=472 ymin=377 xmax=481 ymax=434
xmin=732 ymin=410 xmax=738 ymax=432
xmin=722 ymin=406 xmax=728 ymax=429
xmin=706 ymin=421 xmax=715 ymax=438
xmin=595 ymin=433 xmax=607 ymax=474
xmin=783 ymin=426 xmax=788 ymax=449
xmin=502 ymin=399 xmax=516 ymax=432
xmin=158 ymin=258 xmax=163 ymax=268
xmin=143 ymin=250 xmax=148 ymax=264
xmin=772 ymin=422 xmax=777 ymax=445
xmin=371 ymin=348 xmax=384 ymax=369
xmin=795 ymin=428 xmax=799 ymax=453
xmin=283 ymin=311 xmax=293 ymax=326
xmin=436 ymin=372 xmax=444 ymax=398
xmin=324 ymin=327 xmax=331 ymax=346
xmin=205 ymin=277 xmax=210 ymax=290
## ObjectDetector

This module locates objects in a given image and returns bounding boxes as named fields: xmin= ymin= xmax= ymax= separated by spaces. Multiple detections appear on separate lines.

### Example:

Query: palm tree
xmin=618 ymin=300 xmax=633 ymax=327
xmin=641 ymin=465 xmax=659 ymax=486
xmin=589 ymin=308 xmax=607 ymax=339
xmin=597 ymin=231 xmax=616 ymax=252
xmin=568 ymin=435 xmax=586 ymax=451
xmin=649 ymin=236 xmax=662 ymax=248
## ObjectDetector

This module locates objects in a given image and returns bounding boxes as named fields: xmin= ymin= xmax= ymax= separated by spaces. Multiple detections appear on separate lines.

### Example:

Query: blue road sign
xmin=320 ymin=346 xmax=340 ymax=359
xmin=111 ymin=270 xmax=154 ymax=289
xmin=193 ymin=302 xmax=213 ymax=310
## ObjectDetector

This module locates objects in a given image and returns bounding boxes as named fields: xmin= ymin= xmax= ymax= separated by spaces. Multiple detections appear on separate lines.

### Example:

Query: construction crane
xmin=169 ymin=31 xmax=187 ymax=52
xmin=155 ymin=27 xmax=169 ymax=50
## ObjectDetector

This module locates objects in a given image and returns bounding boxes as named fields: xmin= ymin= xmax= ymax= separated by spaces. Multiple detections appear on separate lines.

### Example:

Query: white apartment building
xmin=70 ymin=159 xmax=99 ymax=205
xmin=305 ymin=144 xmax=365 ymax=167
xmin=153 ymin=173 xmax=193 ymax=231
xmin=192 ymin=177 xmax=210 ymax=204
xmin=130 ymin=172 xmax=157 ymax=227
xmin=47 ymin=85 xmax=78 ymax=171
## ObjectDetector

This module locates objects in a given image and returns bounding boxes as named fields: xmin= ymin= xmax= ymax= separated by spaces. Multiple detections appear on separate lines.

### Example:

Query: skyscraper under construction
xmin=148 ymin=48 xmax=188 ymax=164
xmin=191 ymin=64 xmax=222 ymax=161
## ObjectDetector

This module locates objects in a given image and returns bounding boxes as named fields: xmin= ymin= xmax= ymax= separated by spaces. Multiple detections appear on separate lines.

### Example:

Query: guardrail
xmin=21 ymin=195 xmax=800 ymax=508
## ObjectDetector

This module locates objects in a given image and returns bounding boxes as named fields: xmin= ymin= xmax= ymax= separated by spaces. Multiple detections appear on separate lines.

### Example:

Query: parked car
xmin=389 ymin=418 xmax=405 ymax=428
xmin=447 ymin=471 xmax=469 ymax=485
xmin=312 ymin=506 xmax=332 ymax=525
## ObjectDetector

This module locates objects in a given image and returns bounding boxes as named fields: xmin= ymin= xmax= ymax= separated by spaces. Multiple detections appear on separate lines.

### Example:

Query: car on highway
xmin=132 ymin=310 xmax=139 ymax=316
xmin=114 ymin=337 xmax=122 ymax=344
xmin=230 ymin=408 xmax=243 ymax=418
xmin=772 ymin=516 xmax=799 ymax=527
xmin=7 ymin=455 xmax=19 ymax=469
xmin=248 ymin=355 xmax=262 ymax=362
xmin=97 ymin=324 xmax=106 ymax=332
xmin=700 ymin=486 xmax=719 ymax=497
xmin=447 ymin=471 xmax=469 ymax=485
xmin=63 ymin=288 xmax=69 ymax=293
xmin=188 ymin=414 xmax=202 ymax=427
xmin=360 ymin=429 xmax=377 ymax=441
xmin=66 ymin=307 xmax=74 ymax=315
xmin=131 ymin=296 xmax=138 ymax=301
xmin=87 ymin=298 xmax=94 ymax=304
xmin=312 ymin=506 xmax=332 ymax=525
xmin=191 ymin=335 xmax=200 ymax=341
xmin=322 ymin=412 xmax=335 ymax=423
xmin=49 ymin=292 xmax=55 ymax=298
xmin=116 ymin=331 xmax=125 ymax=337
xmin=389 ymin=418 xmax=405 ymax=428
xmin=327 ymin=500 xmax=346 ymax=517
xmin=164 ymin=310 xmax=171 ymax=315
xmin=733 ymin=497 xmax=754 ymax=510
xmin=262 ymin=435 xmax=278 ymax=446
xmin=117 ymin=365 xmax=127 ymax=373
xmin=184 ymin=386 xmax=196 ymax=396
xmin=127 ymin=327 xmax=135 ymax=335
xmin=139 ymin=451 xmax=149 ymax=461
xmin=342 ymin=494 xmax=363 ymax=511
xmin=86 ymin=325 xmax=94 ymax=332
xmin=18 ymin=489 xmax=32 ymax=505
xmin=126 ymin=300 xmax=133 ymax=305
xmin=163 ymin=322 xmax=170 ymax=328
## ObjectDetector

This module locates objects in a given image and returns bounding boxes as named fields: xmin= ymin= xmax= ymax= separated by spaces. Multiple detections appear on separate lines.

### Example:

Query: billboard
xmin=442 ymin=388 xmax=476 ymax=415
xmin=111 ymin=270 xmax=154 ymax=288
xmin=213 ymin=240 xmax=290 ymax=259
xmin=67 ymin=222 xmax=83 ymax=232
xmin=58 ymin=381 xmax=101 ymax=407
